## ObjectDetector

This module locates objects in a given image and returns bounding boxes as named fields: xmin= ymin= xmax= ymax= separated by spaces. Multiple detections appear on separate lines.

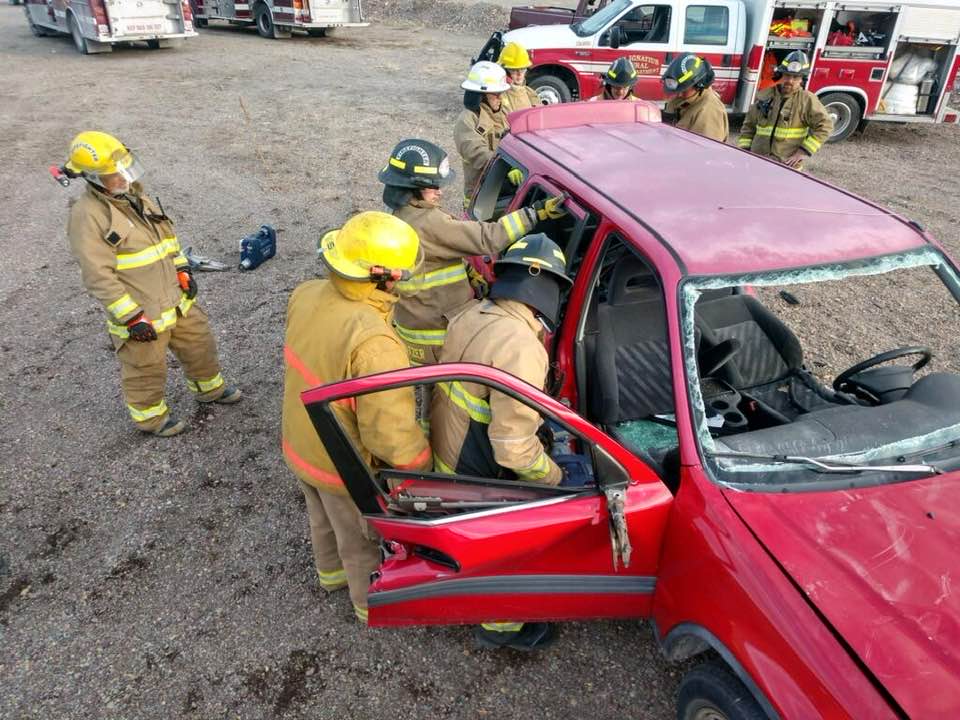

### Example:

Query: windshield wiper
xmin=708 ymin=450 xmax=942 ymax=476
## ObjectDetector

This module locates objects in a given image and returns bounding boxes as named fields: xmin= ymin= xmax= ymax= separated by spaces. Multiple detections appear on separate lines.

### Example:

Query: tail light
xmin=746 ymin=44 xmax=763 ymax=71
xmin=294 ymin=0 xmax=311 ymax=23
xmin=89 ymin=0 xmax=111 ymax=36
xmin=181 ymin=0 xmax=193 ymax=21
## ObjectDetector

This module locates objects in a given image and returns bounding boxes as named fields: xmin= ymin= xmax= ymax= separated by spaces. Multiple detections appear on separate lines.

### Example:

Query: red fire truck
xmin=190 ymin=0 xmax=366 ymax=39
xmin=481 ymin=0 xmax=960 ymax=140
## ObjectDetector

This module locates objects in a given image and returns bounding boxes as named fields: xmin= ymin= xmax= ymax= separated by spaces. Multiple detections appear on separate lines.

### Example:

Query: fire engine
xmin=479 ymin=0 xmax=960 ymax=140
xmin=190 ymin=0 xmax=366 ymax=39
xmin=23 ymin=0 xmax=196 ymax=53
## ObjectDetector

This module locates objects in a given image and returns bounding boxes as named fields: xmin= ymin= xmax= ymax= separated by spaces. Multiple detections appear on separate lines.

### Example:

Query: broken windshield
xmin=679 ymin=248 xmax=960 ymax=488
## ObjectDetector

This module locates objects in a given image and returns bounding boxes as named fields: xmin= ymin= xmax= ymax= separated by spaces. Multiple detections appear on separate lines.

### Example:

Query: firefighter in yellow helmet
xmin=589 ymin=57 xmax=641 ymax=101
xmin=661 ymin=53 xmax=729 ymax=142
xmin=379 ymin=139 xmax=567 ymax=365
xmin=63 ymin=131 xmax=241 ymax=438
xmin=498 ymin=42 xmax=543 ymax=115
xmin=454 ymin=60 xmax=512 ymax=206
xmin=738 ymin=51 xmax=833 ymax=170
xmin=432 ymin=232 xmax=574 ymax=651
xmin=282 ymin=211 xmax=431 ymax=622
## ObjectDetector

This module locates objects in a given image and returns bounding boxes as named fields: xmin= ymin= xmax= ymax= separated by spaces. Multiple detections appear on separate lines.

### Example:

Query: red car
xmin=302 ymin=102 xmax=960 ymax=719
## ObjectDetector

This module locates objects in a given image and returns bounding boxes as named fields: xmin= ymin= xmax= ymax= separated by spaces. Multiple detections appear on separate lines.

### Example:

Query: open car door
xmin=302 ymin=362 xmax=674 ymax=627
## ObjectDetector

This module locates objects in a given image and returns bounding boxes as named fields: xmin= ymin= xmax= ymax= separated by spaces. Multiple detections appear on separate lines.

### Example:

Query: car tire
xmin=677 ymin=661 xmax=767 ymax=720
xmin=68 ymin=13 xmax=90 ymax=54
xmin=254 ymin=3 xmax=289 ymax=38
xmin=146 ymin=39 xmax=161 ymax=49
xmin=820 ymin=92 xmax=862 ymax=143
xmin=531 ymin=73 xmax=573 ymax=104
xmin=194 ymin=17 xmax=208 ymax=27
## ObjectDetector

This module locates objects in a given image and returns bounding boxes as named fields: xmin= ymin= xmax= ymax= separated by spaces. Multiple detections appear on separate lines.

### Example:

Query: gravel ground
xmin=2 ymin=2 xmax=960 ymax=719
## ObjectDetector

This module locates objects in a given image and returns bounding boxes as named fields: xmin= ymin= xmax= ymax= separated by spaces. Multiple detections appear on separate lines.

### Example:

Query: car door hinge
xmin=604 ymin=486 xmax=632 ymax=570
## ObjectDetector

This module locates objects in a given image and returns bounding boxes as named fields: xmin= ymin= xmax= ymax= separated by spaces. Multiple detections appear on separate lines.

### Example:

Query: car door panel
xmin=301 ymin=363 xmax=674 ymax=627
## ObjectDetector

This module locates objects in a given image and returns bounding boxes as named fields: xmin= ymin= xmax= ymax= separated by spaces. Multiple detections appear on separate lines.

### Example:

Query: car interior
xmin=577 ymin=238 xmax=960 ymax=489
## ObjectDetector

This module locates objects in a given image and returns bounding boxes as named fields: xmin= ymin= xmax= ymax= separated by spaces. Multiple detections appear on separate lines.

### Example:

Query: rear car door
xmin=302 ymin=363 xmax=674 ymax=626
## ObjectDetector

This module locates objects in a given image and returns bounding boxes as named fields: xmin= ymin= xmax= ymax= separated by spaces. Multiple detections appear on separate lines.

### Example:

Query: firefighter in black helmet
xmin=431 ymin=232 xmax=575 ymax=652
xmin=661 ymin=53 xmax=729 ymax=142
xmin=738 ymin=50 xmax=833 ymax=169
xmin=379 ymin=139 xmax=567 ymax=366
xmin=589 ymin=57 xmax=641 ymax=101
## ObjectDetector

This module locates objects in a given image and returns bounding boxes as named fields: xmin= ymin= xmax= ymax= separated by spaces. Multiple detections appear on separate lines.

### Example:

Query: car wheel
xmin=146 ymin=39 xmax=161 ymax=49
xmin=68 ymin=13 xmax=90 ymax=54
xmin=531 ymin=73 xmax=572 ymax=104
xmin=677 ymin=661 xmax=767 ymax=720
xmin=820 ymin=92 xmax=862 ymax=143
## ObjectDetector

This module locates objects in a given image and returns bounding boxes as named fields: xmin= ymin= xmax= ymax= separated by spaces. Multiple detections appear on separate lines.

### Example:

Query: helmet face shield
xmin=86 ymin=149 xmax=145 ymax=190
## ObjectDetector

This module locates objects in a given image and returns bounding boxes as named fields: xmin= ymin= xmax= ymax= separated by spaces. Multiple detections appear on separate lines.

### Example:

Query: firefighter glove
xmin=127 ymin=312 xmax=158 ymax=342
xmin=178 ymin=269 xmax=198 ymax=300
xmin=507 ymin=168 xmax=524 ymax=186
xmin=533 ymin=194 xmax=568 ymax=222
xmin=467 ymin=264 xmax=490 ymax=299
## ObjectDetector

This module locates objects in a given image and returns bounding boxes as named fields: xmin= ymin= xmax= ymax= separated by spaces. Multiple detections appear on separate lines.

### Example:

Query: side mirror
xmin=610 ymin=26 xmax=622 ymax=49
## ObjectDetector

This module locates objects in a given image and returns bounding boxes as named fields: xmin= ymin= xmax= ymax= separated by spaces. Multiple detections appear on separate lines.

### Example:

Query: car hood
xmin=726 ymin=475 xmax=960 ymax=717
xmin=503 ymin=24 xmax=581 ymax=50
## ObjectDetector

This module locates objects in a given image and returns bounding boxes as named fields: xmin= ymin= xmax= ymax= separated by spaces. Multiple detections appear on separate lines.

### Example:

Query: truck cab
xmin=508 ymin=0 xmax=609 ymax=30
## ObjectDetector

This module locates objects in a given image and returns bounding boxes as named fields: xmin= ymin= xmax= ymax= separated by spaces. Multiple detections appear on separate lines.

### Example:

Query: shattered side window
xmin=679 ymin=248 xmax=960 ymax=487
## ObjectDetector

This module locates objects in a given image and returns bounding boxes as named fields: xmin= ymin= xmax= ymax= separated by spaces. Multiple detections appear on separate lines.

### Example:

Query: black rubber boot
xmin=473 ymin=622 xmax=555 ymax=652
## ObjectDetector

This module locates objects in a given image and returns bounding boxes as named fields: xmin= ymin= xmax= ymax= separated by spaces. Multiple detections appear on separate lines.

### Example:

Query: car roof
xmin=506 ymin=104 xmax=929 ymax=276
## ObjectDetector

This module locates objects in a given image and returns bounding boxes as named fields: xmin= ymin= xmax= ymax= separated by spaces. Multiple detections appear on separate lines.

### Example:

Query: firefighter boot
xmin=153 ymin=416 xmax=187 ymax=438
xmin=474 ymin=622 xmax=555 ymax=652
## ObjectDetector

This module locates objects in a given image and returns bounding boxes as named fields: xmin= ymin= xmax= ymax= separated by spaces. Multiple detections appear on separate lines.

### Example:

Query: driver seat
xmin=695 ymin=294 xmax=842 ymax=418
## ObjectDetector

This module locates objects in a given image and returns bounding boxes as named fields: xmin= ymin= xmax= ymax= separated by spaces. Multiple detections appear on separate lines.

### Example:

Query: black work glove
xmin=127 ymin=312 xmax=158 ymax=342
xmin=177 ymin=269 xmax=198 ymax=300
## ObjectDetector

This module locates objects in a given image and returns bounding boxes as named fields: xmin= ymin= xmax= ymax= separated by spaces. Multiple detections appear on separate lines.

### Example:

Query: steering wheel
xmin=832 ymin=346 xmax=932 ymax=398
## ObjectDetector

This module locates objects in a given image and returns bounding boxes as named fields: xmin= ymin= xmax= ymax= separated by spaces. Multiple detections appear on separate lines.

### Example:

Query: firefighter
xmin=379 ymin=139 xmax=568 ymax=365
xmin=661 ymin=53 xmax=729 ymax=142
xmin=589 ymin=57 xmax=641 ymax=101
xmin=64 ymin=131 xmax=240 ymax=438
xmin=454 ymin=60 xmax=511 ymax=205
xmin=282 ymin=211 xmax=431 ymax=622
xmin=737 ymin=51 xmax=833 ymax=169
xmin=498 ymin=42 xmax=543 ymax=114
xmin=431 ymin=232 xmax=573 ymax=651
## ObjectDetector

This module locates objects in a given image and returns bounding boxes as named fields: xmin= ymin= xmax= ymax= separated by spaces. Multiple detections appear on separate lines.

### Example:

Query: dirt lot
xmin=1 ymin=3 xmax=959 ymax=719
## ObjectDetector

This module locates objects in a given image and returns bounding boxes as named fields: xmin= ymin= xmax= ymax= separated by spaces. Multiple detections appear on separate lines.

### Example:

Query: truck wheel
xmin=306 ymin=27 xmax=326 ymax=37
xmin=677 ymin=661 xmax=766 ymax=720
xmin=68 ymin=13 xmax=90 ymax=54
xmin=255 ymin=4 xmax=289 ymax=38
xmin=820 ymin=92 xmax=862 ymax=143
xmin=531 ymin=74 xmax=572 ymax=104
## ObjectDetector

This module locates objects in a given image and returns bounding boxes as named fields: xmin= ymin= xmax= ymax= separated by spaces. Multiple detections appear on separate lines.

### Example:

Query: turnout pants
xmin=299 ymin=480 xmax=380 ymax=622
xmin=116 ymin=306 xmax=225 ymax=432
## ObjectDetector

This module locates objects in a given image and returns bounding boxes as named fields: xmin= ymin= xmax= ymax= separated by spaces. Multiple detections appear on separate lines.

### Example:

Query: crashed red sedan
xmin=302 ymin=102 xmax=960 ymax=719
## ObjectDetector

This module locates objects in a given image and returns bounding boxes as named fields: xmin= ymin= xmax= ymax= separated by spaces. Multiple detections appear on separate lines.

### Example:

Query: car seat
xmin=695 ymin=294 xmax=843 ymax=419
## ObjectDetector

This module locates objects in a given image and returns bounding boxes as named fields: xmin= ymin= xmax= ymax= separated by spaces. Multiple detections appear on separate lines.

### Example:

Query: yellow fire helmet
xmin=318 ymin=211 xmax=423 ymax=284
xmin=65 ymin=131 xmax=145 ymax=187
xmin=498 ymin=42 xmax=532 ymax=70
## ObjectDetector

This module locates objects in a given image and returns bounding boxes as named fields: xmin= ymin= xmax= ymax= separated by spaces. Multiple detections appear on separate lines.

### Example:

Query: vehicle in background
xmin=24 ymin=0 xmax=196 ymax=54
xmin=190 ymin=0 xmax=366 ymax=39
xmin=482 ymin=0 xmax=960 ymax=141
xmin=509 ymin=0 xmax=607 ymax=30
